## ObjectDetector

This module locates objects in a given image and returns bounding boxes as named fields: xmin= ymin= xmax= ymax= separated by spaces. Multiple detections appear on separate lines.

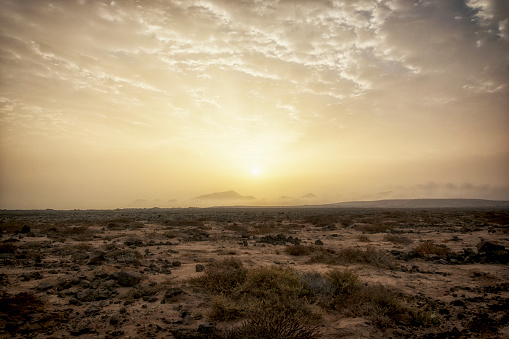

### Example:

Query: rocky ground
xmin=0 ymin=208 xmax=508 ymax=338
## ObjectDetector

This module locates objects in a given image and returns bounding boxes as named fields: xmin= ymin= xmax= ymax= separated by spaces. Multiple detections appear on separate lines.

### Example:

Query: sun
xmin=252 ymin=167 xmax=260 ymax=175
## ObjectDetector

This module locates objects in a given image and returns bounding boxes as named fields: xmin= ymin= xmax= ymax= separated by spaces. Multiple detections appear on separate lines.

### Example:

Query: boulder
xmin=116 ymin=271 xmax=142 ymax=287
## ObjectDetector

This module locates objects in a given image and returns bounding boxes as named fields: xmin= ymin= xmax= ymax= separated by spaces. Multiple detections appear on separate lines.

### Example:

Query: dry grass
xmin=384 ymin=234 xmax=413 ymax=245
xmin=306 ymin=246 xmax=394 ymax=269
xmin=414 ymin=241 xmax=450 ymax=256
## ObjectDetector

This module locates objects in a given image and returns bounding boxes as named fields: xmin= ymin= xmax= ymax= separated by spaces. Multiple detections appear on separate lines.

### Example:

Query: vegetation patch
xmin=414 ymin=241 xmax=450 ymax=256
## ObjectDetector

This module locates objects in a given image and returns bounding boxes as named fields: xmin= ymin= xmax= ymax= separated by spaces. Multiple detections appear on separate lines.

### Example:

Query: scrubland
xmin=0 ymin=207 xmax=508 ymax=338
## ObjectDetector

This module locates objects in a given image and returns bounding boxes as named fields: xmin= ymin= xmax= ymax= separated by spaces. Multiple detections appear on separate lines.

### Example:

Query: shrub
xmin=325 ymin=268 xmax=361 ymax=297
xmin=236 ymin=266 xmax=306 ymax=300
xmin=307 ymin=246 xmax=393 ymax=269
xmin=223 ymin=299 xmax=321 ymax=339
xmin=285 ymin=245 xmax=316 ymax=256
xmin=355 ymin=222 xmax=393 ymax=233
xmin=384 ymin=234 xmax=413 ymax=245
xmin=414 ymin=241 xmax=450 ymax=256
xmin=357 ymin=235 xmax=371 ymax=242
xmin=210 ymin=295 xmax=245 ymax=321
xmin=193 ymin=258 xmax=247 ymax=294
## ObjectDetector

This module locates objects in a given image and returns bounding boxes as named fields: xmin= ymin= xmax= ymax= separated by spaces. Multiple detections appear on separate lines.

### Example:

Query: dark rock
xmin=195 ymin=264 xmax=205 ymax=272
xmin=20 ymin=225 xmax=31 ymax=234
xmin=198 ymin=323 xmax=216 ymax=334
xmin=165 ymin=287 xmax=183 ymax=299
xmin=124 ymin=238 xmax=143 ymax=247
xmin=171 ymin=261 xmax=182 ymax=267
xmin=110 ymin=315 xmax=120 ymax=325
xmin=116 ymin=271 xmax=142 ymax=287
xmin=88 ymin=251 xmax=105 ymax=265
xmin=315 ymin=239 xmax=324 ymax=246
xmin=477 ymin=241 xmax=505 ymax=253
xmin=36 ymin=280 xmax=56 ymax=291
xmin=451 ymin=299 xmax=465 ymax=307
xmin=70 ymin=327 xmax=91 ymax=336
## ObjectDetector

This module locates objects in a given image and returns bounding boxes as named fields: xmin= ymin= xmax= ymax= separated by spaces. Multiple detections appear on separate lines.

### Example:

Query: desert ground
xmin=1 ymin=207 xmax=508 ymax=338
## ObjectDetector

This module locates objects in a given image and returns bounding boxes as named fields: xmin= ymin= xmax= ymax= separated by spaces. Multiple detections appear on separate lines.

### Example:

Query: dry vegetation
xmin=0 ymin=208 xmax=508 ymax=338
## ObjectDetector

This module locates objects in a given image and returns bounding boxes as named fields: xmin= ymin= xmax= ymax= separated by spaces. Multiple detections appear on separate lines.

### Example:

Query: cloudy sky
xmin=1 ymin=0 xmax=508 ymax=209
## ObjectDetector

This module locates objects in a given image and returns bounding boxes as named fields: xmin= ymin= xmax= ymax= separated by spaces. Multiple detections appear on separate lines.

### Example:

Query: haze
xmin=1 ymin=0 xmax=508 ymax=209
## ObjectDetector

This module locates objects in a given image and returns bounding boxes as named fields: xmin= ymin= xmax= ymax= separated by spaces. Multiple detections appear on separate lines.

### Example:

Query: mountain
xmin=302 ymin=193 xmax=318 ymax=199
xmin=320 ymin=199 xmax=509 ymax=209
xmin=192 ymin=190 xmax=256 ymax=201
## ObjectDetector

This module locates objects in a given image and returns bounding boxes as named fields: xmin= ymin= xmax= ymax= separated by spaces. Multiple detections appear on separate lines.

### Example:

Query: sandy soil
xmin=0 ymin=208 xmax=508 ymax=338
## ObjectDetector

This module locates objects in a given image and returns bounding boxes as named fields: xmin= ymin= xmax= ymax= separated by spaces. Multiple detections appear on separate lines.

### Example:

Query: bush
xmin=193 ymin=258 xmax=247 ymax=294
xmin=223 ymin=299 xmax=321 ymax=339
xmin=285 ymin=245 xmax=316 ymax=256
xmin=384 ymin=234 xmax=413 ymax=245
xmin=414 ymin=241 xmax=450 ymax=256
xmin=236 ymin=266 xmax=306 ymax=300
xmin=355 ymin=223 xmax=393 ymax=233
xmin=325 ymin=268 xmax=361 ymax=297
xmin=210 ymin=295 xmax=245 ymax=321
xmin=307 ymin=246 xmax=393 ymax=269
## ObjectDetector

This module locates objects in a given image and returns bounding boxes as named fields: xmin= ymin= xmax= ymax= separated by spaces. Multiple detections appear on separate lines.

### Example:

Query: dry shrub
xmin=414 ymin=241 xmax=450 ymax=256
xmin=357 ymin=235 xmax=371 ymax=242
xmin=0 ymin=243 xmax=17 ymax=254
xmin=0 ymin=292 xmax=44 ymax=320
xmin=223 ymin=300 xmax=321 ymax=339
xmin=307 ymin=246 xmax=393 ymax=269
xmin=325 ymin=268 xmax=361 ymax=297
xmin=225 ymin=223 xmax=249 ymax=233
xmin=384 ymin=234 xmax=413 ymax=245
xmin=355 ymin=223 xmax=393 ymax=233
xmin=236 ymin=266 xmax=306 ymax=300
xmin=192 ymin=258 xmax=247 ymax=294
xmin=210 ymin=295 xmax=245 ymax=321
xmin=285 ymin=244 xmax=316 ymax=256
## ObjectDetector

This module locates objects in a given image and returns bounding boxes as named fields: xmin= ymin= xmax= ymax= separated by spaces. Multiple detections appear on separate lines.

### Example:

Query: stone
xmin=88 ymin=251 xmax=105 ymax=265
xmin=165 ymin=287 xmax=183 ymax=299
xmin=477 ymin=241 xmax=505 ymax=253
xmin=195 ymin=264 xmax=205 ymax=272
xmin=116 ymin=271 xmax=142 ymax=287
xmin=315 ymin=239 xmax=324 ymax=246
xmin=36 ymin=280 xmax=56 ymax=291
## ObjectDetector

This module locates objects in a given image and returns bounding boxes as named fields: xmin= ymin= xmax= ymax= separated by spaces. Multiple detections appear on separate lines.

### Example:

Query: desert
xmin=1 ymin=206 xmax=508 ymax=338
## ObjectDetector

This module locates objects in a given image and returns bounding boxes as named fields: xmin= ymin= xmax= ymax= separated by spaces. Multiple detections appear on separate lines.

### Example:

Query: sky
xmin=1 ymin=0 xmax=508 ymax=209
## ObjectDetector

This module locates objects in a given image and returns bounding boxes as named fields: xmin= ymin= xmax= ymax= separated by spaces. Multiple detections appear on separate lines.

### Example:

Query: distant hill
xmin=320 ymin=199 xmax=509 ymax=209
xmin=193 ymin=190 xmax=256 ymax=201
xmin=302 ymin=193 xmax=318 ymax=199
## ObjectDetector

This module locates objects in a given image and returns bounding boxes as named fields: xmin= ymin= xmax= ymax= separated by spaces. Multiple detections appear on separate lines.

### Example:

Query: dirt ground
xmin=1 ymin=207 xmax=508 ymax=338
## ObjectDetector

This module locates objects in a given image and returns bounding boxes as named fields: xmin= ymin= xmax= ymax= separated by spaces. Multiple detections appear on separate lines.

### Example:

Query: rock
xmin=124 ymin=238 xmax=143 ymax=247
xmin=36 ymin=280 xmax=56 ymax=291
xmin=315 ymin=239 xmax=324 ymax=246
xmin=116 ymin=271 xmax=142 ymax=287
xmin=477 ymin=241 xmax=506 ymax=253
xmin=88 ymin=251 xmax=105 ymax=265
xmin=172 ymin=261 xmax=182 ymax=267
xmin=195 ymin=264 xmax=205 ymax=272
xmin=451 ymin=299 xmax=465 ymax=307
xmin=110 ymin=315 xmax=120 ymax=325
xmin=165 ymin=287 xmax=183 ymax=299
xmin=20 ymin=225 xmax=31 ymax=234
